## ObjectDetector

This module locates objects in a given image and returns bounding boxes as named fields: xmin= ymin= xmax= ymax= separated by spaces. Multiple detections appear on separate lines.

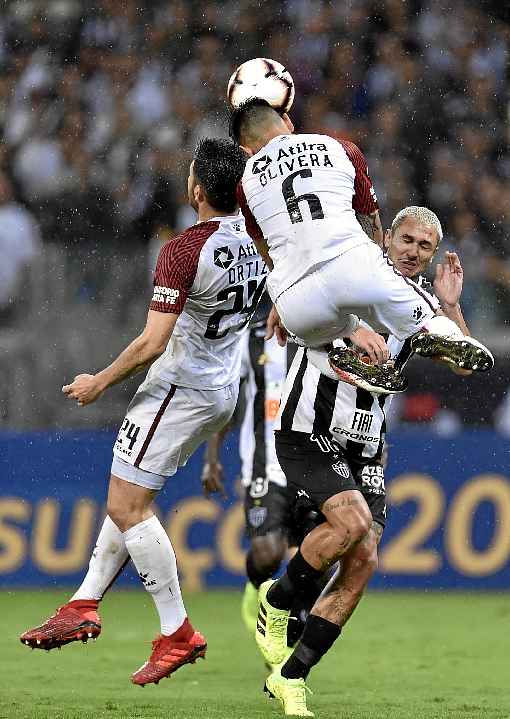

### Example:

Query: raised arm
xmin=341 ymin=140 xmax=383 ymax=248
xmin=433 ymin=251 xmax=470 ymax=335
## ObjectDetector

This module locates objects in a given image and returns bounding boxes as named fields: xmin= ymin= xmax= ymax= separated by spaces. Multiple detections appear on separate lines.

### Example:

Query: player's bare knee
xmin=336 ymin=505 xmax=372 ymax=546
xmin=251 ymin=534 xmax=286 ymax=575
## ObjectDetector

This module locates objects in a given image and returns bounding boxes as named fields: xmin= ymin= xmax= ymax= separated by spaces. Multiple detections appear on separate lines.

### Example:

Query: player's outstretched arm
xmin=62 ymin=310 xmax=178 ymax=406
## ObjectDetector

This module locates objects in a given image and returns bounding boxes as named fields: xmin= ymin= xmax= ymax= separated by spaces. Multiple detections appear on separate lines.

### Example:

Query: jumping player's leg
xmin=275 ymin=241 xmax=493 ymax=376
xmin=280 ymin=521 xmax=382 ymax=681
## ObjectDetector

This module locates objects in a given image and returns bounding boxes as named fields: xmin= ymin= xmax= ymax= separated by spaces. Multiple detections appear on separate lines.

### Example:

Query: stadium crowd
xmin=0 ymin=0 xmax=508 ymax=430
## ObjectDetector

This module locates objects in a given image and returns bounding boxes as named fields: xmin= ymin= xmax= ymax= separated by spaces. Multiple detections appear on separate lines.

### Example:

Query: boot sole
xmin=20 ymin=621 xmax=101 ymax=650
xmin=411 ymin=334 xmax=493 ymax=371
xmin=328 ymin=349 xmax=408 ymax=395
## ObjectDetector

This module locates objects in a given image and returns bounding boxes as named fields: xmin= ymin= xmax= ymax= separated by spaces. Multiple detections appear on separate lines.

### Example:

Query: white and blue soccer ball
xmin=227 ymin=57 xmax=295 ymax=113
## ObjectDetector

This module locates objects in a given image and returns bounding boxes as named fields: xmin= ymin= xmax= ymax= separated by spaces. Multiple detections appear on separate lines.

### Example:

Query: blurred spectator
xmin=0 ymin=0 xmax=506 ymax=331
xmin=0 ymin=172 xmax=41 ymax=315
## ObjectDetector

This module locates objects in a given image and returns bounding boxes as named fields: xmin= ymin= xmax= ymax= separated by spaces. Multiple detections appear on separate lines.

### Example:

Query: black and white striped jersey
xmin=238 ymin=322 xmax=289 ymax=488
xmin=275 ymin=334 xmax=413 ymax=461
xmin=275 ymin=274 xmax=434 ymax=460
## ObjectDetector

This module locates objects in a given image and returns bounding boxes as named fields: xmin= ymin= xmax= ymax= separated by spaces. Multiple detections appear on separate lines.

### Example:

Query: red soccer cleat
xmin=131 ymin=618 xmax=207 ymax=687
xmin=20 ymin=600 xmax=101 ymax=650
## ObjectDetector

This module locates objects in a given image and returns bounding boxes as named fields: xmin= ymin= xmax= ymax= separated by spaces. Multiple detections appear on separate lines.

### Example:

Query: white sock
xmin=71 ymin=515 xmax=129 ymax=601
xmin=123 ymin=515 xmax=187 ymax=636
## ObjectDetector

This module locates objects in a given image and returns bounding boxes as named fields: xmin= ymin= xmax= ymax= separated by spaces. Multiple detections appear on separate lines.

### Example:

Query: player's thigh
xmin=354 ymin=244 xmax=438 ymax=338
xmin=113 ymin=377 xmax=237 ymax=482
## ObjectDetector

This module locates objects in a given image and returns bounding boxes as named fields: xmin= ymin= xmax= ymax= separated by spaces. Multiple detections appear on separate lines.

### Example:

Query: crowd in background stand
xmin=0 ymin=0 xmax=508 ymax=429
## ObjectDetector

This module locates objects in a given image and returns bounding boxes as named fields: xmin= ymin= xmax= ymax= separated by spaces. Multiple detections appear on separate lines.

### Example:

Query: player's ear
xmin=240 ymin=144 xmax=253 ymax=157
xmin=383 ymin=229 xmax=391 ymax=251
xmin=194 ymin=183 xmax=203 ymax=204
xmin=282 ymin=113 xmax=294 ymax=133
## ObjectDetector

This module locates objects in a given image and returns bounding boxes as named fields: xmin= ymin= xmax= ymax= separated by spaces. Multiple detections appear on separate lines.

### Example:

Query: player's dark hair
xmin=193 ymin=137 xmax=247 ymax=213
xmin=229 ymin=97 xmax=281 ymax=144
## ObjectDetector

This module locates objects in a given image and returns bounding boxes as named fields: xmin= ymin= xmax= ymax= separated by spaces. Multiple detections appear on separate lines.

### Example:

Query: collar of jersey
xmin=197 ymin=212 xmax=241 ymax=224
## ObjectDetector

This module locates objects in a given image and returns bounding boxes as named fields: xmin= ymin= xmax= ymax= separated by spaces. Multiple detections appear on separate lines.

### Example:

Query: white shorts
xmin=275 ymin=241 xmax=440 ymax=345
xmin=111 ymin=372 xmax=238 ymax=490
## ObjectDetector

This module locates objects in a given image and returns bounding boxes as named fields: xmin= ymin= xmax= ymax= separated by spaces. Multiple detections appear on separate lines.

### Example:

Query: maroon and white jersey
xmin=149 ymin=214 xmax=267 ymax=390
xmin=238 ymin=133 xmax=378 ymax=302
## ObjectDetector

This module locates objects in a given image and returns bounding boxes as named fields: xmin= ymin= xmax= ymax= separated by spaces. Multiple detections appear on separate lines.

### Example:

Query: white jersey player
xmin=230 ymin=99 xmax=493 ymax=394
xmin=20 ymin=138 xmax=267 ymax=689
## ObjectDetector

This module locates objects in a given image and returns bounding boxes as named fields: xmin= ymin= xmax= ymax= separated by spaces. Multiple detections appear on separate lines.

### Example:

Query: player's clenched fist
xmin=349 ymin=326 xmax=389 ymax=365
xmin=62 ymin=374 xmax=104 ymax=406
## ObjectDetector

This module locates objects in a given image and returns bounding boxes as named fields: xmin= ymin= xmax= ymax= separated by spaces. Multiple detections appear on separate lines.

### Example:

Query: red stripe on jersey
xmin=237 ymin=182 xmax=264 ymax=243
xmin=150 ymin=221 xmax=220 ymax=314
xmin=340 ymin=141 xmax=379 ymax=215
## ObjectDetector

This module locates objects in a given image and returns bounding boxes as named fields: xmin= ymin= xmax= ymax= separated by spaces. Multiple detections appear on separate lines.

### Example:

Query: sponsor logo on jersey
xmin=214 ymin=246 xmax=235 ymax=269
xmin=351 ymin=410 xmax=374 ymax=434
xmin=332 ymin=426 xmax=380 ymax=444
xmin=255 ymin=142 xmax=333 ymax=187
xmin=252 ymin=155 xmax=273 ymax=174
xmin=359 ymin=464 xmax=385 ymax=495
xmin=248 ymin=506 xmax=267 ymax=528
xmin=331 ymin=460 xmax=350 ymax=479
xmin=152 ymin=286 xmax=180 ymax=304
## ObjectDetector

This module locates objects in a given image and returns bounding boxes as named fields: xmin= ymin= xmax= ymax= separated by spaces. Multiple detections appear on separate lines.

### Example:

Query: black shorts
xmin=243 ymin=476 xmax=320 ymax=544
xmin=275 ymin=431 xmax=387 ymax=529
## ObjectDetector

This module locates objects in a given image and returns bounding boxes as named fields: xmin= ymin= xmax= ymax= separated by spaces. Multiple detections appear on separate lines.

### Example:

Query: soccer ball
xmin=227 ymin=58 xmax=295 ymax=113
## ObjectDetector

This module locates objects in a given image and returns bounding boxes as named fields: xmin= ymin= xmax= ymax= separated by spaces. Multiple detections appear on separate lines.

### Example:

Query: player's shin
xmin=281 ymin=615 xmax=342 ymax=679
xmin=282 ymin=532 xmax=378 ymax=679
xmin=123 ymin=515 xmax=187 ymax=635
xmin=71 ymin=515 xmax=129 ymax=601
xmin=267 ymin=549 xmax=324 ymax=611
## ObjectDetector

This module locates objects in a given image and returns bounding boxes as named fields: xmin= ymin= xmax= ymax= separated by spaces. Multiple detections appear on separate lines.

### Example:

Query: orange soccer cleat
xmin=131 ymin=619 xmax=207 ymax=687
xmin=20 ymin=600 xmax=101 ymax=650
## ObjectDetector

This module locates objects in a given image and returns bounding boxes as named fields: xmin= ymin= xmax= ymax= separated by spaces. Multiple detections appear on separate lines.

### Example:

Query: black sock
xmin=286 ymin=570 xmax=330 ymax=646
xmin=245 ymin=551 xmax=272 ymax=590
xmin=281 ymin=615 xmax=341 ymax=680
xmin=267 ymin=550 xmax=323 ymax=611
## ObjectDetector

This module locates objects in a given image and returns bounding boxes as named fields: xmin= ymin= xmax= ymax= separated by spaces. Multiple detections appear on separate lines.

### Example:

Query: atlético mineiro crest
xmin=331 ymin=461 xmax=350 ymax=479
xmin=248 ymin=506 xmax=267 ymax=528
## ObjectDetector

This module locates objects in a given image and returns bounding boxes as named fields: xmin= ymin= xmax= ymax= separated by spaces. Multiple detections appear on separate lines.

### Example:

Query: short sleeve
xmin=150 ymin=240 xmax=195 ymax=314
xmin=237 ymin=182 xmax=264 ymax=242
xmin=341 ymin=141 xmax=379 ymax=215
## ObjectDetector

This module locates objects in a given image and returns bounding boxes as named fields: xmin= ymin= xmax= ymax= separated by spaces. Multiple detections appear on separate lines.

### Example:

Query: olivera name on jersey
xmin=252 ymin=141 xmax=334 ymax=187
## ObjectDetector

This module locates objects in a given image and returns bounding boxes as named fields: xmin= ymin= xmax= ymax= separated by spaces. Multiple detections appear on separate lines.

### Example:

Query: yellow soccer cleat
xmin=241 ymin=581 xmax=259 ymax=634
xmin=265 ymin=671 xmax=314 ymax=717
xmin=255 ymin=580 xmax=291 ymax=665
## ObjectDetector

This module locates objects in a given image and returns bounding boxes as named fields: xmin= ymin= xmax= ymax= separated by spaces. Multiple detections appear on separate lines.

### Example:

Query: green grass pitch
xmin=1 ymin=589 xmax=509 ymax=719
